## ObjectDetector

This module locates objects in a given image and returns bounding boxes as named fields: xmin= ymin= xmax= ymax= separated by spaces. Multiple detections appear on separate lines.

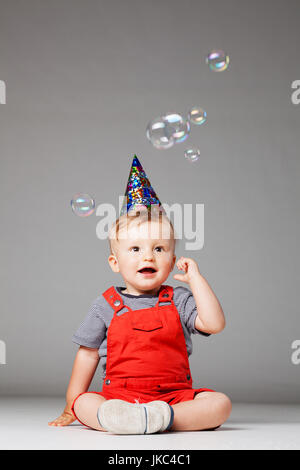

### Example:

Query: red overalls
xmin=72 ymin=285 xmax=214 ymax=424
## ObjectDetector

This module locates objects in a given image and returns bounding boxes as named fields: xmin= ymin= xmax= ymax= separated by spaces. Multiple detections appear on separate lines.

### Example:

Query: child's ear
xmin=108 ymin=254 xmax=120 ymax=273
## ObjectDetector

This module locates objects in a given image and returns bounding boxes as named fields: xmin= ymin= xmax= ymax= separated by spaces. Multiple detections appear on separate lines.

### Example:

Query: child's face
xmin=108 ymin=220 xmax=176 ymax=295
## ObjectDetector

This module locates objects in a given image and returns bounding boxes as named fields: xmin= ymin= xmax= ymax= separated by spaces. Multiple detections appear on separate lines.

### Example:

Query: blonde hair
xmin=108 ymin=210 xmax=175 ymax=255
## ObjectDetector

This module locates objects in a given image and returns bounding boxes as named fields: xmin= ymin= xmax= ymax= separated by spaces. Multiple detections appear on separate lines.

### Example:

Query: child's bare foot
xmin=48 ymin=411 xmax=75 ymax=426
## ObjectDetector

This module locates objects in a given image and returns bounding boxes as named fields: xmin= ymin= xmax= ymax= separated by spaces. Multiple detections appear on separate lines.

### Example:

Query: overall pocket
xmin=131 ymin=308 xmax=163 ymax=332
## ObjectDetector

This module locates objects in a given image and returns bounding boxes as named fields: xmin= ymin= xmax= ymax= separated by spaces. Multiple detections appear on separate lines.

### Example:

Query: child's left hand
xmin=173 ymin=257 xmax=201 ymax=284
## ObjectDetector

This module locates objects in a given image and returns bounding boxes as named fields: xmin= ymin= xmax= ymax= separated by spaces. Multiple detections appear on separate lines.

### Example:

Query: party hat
xmin=120 ymin=155 xmax=166 ymax=216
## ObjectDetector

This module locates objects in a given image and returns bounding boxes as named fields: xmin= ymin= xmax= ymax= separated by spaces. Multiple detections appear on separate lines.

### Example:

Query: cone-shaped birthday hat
xmin=120 ymin=155 xmax=166 ymax=216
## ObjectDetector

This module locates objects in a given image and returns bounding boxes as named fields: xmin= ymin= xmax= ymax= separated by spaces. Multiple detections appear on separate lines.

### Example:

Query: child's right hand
xmin=48 ymin=410 xmax=76 ymax=427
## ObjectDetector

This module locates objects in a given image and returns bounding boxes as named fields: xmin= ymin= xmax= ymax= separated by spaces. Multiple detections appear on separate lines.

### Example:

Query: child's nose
xmin=143 ymin=251 xmax=154 ymax=261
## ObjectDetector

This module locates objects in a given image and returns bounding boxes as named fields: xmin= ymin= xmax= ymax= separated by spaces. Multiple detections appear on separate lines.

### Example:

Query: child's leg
xmin=73 ymin=391 xmax=231 ymax=433
xmin=73 ymin=394 xmax=168 ymax=434
xmin=73 ymin=392 xmax=107 ymax=431
xmin=170 ymin=391 xmax=232 ymax=431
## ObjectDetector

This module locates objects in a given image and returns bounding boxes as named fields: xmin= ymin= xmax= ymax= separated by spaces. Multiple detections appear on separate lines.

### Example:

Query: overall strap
xmin=156 ymin=285 xmax=174 ymax=305
xmin=102 ymin=286 xmax=131 ymax=314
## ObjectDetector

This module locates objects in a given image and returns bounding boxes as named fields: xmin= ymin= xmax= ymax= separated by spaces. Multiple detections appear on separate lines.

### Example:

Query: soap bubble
xmin=188 ymin=107 xmax=207 ymax=125
xmin=146 ymin=117 xmax=175 ymax=149
xmin=184 ymin=148 xmax=201 ymax=163
xmin=206 ymin=50 xmax=229 ymax=72
xmin=71 ymin=193 xmax=95 ymax=217
xmin=163 ymin=113 xmax=190 ymax=143
xmin=146 ymin=112 xmax=191 ymax=149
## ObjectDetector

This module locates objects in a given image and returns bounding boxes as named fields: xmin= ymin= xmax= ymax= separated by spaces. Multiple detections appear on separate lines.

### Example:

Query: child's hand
xmin=173 ymin=256 xmax=201 ymax=284
xmin=48 ymin=410 xmax=76 ymax=427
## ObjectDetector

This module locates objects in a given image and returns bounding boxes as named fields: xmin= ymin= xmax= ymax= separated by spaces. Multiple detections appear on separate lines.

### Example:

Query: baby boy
xmin=49 ymin=209 xmax=231 ymax=434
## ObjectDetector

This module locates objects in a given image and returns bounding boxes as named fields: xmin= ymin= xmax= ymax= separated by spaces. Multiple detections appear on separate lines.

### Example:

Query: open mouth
xmin=138 ymin=267 xmax=157 ymax=274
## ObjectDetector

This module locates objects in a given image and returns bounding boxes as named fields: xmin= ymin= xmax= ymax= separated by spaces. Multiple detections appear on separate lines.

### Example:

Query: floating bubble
xmin=188 ymin=107 xmax=207 ymax=125
xmin=146 ymin=117 xmax=175 ymax=149
xmin=71 ymin=193 xmax=95 ymax=217
xmin=206 ymin=50 xmax=229 ymax=72
xmin=184 ymin=148 xmax=200 ymax=163
xmin=163 ymin=113 xmax=190 ymax=143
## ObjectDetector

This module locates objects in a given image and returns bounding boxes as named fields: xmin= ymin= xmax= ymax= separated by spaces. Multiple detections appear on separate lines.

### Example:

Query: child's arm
xmin=48 ymin=345 xmax=100 ymax=426
xmin=173 ymin=256 xmax=225 ymax=334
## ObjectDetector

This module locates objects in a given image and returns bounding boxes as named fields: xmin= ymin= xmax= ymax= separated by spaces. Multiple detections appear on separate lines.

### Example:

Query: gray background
xmin=0 ymin=0 xmax=299 ymax=403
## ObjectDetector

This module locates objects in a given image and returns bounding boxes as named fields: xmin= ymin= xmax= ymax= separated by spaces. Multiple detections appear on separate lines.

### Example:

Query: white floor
xmin=0 ymin=397 xmax=299 ymax=450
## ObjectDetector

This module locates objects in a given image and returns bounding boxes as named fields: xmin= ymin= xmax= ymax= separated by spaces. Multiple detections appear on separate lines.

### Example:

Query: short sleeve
xmin=72 ymin=302 xmax=106 ymax=349
xmin=174 ymin=286 xmax=211 ymax=337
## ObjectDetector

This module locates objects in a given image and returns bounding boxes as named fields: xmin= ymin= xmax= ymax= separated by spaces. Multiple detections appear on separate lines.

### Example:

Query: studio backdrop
xmin=0 ymin=0 xmax=300 ymax=403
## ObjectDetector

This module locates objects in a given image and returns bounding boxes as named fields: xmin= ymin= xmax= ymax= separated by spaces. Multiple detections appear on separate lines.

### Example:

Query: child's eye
xmin=130 ymin=246 xmax=140 ymax=252
xmin=155 ymin=246 xmax=163 ymax=252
